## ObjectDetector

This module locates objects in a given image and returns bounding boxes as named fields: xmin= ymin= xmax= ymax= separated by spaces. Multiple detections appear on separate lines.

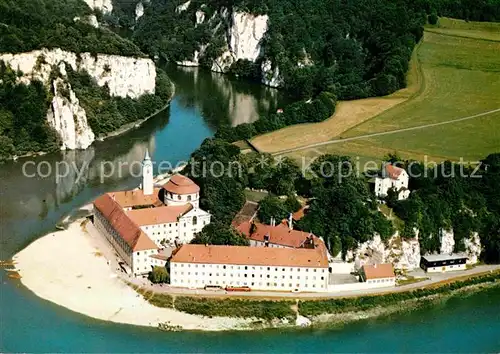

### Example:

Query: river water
xmin=0 ymin=66 xmax=499 ymax=352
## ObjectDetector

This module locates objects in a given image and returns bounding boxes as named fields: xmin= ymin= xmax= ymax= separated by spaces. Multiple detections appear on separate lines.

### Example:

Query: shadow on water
xmin=0 ymin=65 xmax=288 ymax=257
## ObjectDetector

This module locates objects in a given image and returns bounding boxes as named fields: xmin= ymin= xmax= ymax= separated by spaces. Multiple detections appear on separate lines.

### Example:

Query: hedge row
xmin=298 ymin=271 xmax=500 ymax=316
xmin=174 ymin=297 xmax=295 ymax=320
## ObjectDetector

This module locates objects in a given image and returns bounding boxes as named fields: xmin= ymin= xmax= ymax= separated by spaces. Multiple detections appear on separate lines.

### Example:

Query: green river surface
xmin=1 ymin=66 xmax=499 ymax=352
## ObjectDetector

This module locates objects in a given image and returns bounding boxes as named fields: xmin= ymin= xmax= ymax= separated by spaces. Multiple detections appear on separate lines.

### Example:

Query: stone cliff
xmin=210 ymin=11 xmax=268 ymax=73
xmin=174 ymin=6 xmax=283 ymax=88
xmin=351 ymin=228 xmax=482 ymax=271
xmin=84 ymin=0 xmax=113 ymax=13
xmin=0 ymin=48 xmax=156 ymax=150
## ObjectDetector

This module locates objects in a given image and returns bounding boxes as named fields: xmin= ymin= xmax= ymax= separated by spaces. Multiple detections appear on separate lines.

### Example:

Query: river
xmin=1 ymin=66 xmax=499 ymax=352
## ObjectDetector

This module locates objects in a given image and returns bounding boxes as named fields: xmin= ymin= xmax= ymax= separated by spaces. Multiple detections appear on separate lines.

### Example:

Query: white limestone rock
xmin=84 ymin=0 xmax=113 ymax=13
xmin=386 ymin=231 xmax=421 ymax=271
xmin=0 ymin=48 xmax=156 ymax=150
xmin=47 ymin=77 xmax=95 ymax=150
xmin=135 ymin=2 xmax=144 ymax=21
xmin=211 ymin=11 xmax=268 ymax=73
xmin=261 ymin=59 xmax=283 ymax=88
xmin=196 ymin=10 xmax=205 ymax=26
xmin=211 ymin=50 xmax=235 ymax=73
xmin=176 ymin=46 xmax=206 ymax=67
xmin=296 ymin=315 xmax=311 ymax=327
xmin=353 ymin=230 xmax=421 ymax=271
xmin=439 ymin=229 xmax=455 ymax=255
xmin=73 ymin=15 xmax=99 ymax=28
xmin=464 ymin=232 xmax=482 ymax=264
xmin=176 ymin=0 xmax=191 ymax=13
xmin=0 ymin=48 xmax=156 ymax=99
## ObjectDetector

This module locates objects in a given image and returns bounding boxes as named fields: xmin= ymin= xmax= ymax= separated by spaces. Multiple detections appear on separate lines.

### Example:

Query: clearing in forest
xmin=252 ymin=18 xmax=500 ymax=165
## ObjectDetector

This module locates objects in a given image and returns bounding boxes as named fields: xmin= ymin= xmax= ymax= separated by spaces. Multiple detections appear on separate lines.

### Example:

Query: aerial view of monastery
xmin=1 ymin=0 xmax=499 ymax=351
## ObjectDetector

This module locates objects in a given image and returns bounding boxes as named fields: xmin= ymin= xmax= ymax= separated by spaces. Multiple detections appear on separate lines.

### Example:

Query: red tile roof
xmin=384 ymin=164 xmax=405 ymax=180
xmin=163 ymin=174 xmax=200 ymax=195
xmin=93 ymin=194 xmax=158 ymax=252
xmin=171 ymin=244 xmax=328 ymax=268
xmin=111 ymin=188 xmax=162 ymax=208
xmin=361 ymin=264 xmax=395 ymax=280
xmin=237 ymin=221 xmax=313 ymax=248
xmin=127 ymin=204 xmax=193 ymax=226
xmin=292 ymin=206 xmax=309 ymax=221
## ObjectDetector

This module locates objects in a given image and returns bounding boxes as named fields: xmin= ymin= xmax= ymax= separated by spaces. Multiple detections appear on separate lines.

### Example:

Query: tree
xmin=191 ymin=222 xmax=249 ymax=246
xmin=428 ymin=13 xmax=439 ymax=25
xmin=257 ymin=195 xmax=287 ymax=223
xmin=148 ymin=266 xmax=169 ymax=283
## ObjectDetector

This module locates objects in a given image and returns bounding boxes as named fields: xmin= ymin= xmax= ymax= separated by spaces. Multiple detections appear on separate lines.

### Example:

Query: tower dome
xmin=163 ymin=174 xmax=200 ymax=207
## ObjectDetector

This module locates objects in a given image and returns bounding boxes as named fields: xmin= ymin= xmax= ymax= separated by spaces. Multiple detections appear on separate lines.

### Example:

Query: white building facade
xmin=359 ymin=264 xmax=396 ymax=288
xmin=93 ymin=150 xmax=211 ymax=276
xmin=375 ymin=164 xmax=410 ymax=200
xmin=170 ymin=244 xmax=329 ymax=292
xmin=420 ymin=254 xmax=467 ymax=273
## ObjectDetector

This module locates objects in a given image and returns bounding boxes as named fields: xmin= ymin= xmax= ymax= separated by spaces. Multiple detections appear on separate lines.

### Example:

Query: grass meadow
xmin=253 ymin=18 xmax=500 ymax=166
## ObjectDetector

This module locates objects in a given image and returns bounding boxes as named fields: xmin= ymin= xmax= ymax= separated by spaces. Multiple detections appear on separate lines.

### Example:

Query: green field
xmin=286 ymin=18 xmax=500 ymax=164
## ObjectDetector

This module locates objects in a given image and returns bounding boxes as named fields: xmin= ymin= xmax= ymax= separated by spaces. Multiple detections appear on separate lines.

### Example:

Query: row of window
xmin=175 ymin=279 xmax=323 ymax=289
xmin=174 ymin=271 xmax=325 ymax=281
xmin=367 ymin=278 xmax=393 ymax=283
xmin=167 ymin=192 xmax=197 ymax=201
xmin=173 ymin=263 xmax=326 ymax=273
xmin=97 ymin=213 xmax=131 ymax=254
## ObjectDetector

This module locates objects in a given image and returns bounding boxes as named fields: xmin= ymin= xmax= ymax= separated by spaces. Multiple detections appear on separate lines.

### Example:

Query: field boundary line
xmin=425 ymin=27 xmax=500 ymax=43
xmin=272 ymin=108 xmax=500 ymax=156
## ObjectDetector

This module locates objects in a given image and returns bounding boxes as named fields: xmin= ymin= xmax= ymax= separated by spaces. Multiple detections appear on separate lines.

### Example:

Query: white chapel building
xmin=374 ymin=164 xmax=410 ymax=200
xmin=93 ymin=150 xmax=211 ymax=276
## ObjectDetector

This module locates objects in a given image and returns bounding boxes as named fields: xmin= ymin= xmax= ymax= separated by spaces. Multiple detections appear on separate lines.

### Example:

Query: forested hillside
xmin=129 ymin=0 xmax=500 ymax=99
xmin=132 ymin=0 xmax=425 ymax=99
xmin=0 ymin=0 xmax=174 ymax=161
xmin=0 ymin=0 xmax=142 ymax=56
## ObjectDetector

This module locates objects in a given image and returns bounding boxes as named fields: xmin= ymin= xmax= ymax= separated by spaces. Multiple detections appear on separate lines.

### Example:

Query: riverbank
xmin=6 ymin=78 xmax=176 ymax=163
xmin=12 ymin=209 xmax=253 ymax=331
xmin=9 ymin=209 xmax=500 ymax=332
xmin=96 ymin=81 xmax=176 ymax=141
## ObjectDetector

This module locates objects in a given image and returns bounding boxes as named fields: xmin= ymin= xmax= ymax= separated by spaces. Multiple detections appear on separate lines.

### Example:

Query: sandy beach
xmin=13 ymin=208 xmax=252 ymax=331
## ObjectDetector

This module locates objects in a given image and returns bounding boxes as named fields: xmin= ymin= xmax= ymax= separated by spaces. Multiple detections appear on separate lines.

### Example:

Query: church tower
xmin=142 ymin=149 xmax=153 ymax=195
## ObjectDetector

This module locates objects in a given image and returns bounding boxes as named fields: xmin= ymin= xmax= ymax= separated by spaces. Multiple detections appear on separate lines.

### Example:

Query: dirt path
xmin=272 ymin=107 xmax=500 ymax=156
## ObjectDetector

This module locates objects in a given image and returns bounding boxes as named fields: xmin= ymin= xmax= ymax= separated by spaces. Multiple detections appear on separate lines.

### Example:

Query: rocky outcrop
xmin=0 ymin=48 xmax=156 ymax=99
xmin=176 ymin=0 xmax=191 ymax=13
xmin=135 ymin=2 xmax=144 ymax=21
xmin=173 ymin=7 xmax=285 ymax=87
xmin=261 ymin=59 xmax=283 ymax=88
xmin=47 ymin=75 xmax=95 ymax=150
xmin=353 ymin=233 xmax=420 ymax=271
xmin=439 ymin=229 xmax=455 ymax=254
xmin=73 ymin=15 xmax=99 ymax=28
xmin=84 ymin=0 xmax=113 ymax=13
xmin=0 ymin=48 xmax=156 ymax=150
xmin=464 ymin=232 xmax=482 ymax=264
xmin=211 ymin=11 xmax=268 ymax=73
xmin=352 ymin=227 xmax=481 ymax=271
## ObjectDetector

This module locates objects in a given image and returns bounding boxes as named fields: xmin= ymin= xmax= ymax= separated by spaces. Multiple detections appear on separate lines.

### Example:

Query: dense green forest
xmin=128 ymin=0 xmax=500 ymax=98
xmin=185 ymin=127 xmax=500 ymax=262
xmin=0 ymin=61 xmax=172 ymax=161
xmin=131 ymin=0 xmax=425 ymax=99
xmin=67 ymin=67 xmax=172 ymax=136
xmin=0 ymin=0 xmax=143 ymax=56
xmin=389 ymin=154 xmax=500 ymax=263
xmin=0 ymin=62 xmax=61 ymax=161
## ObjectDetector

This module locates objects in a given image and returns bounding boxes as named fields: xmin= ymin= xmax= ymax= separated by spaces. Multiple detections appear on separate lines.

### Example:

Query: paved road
xmin=128 ymin=264 xmax=500 ymax=299
xmin=271 ymin=107 xmax=500 ymax=156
